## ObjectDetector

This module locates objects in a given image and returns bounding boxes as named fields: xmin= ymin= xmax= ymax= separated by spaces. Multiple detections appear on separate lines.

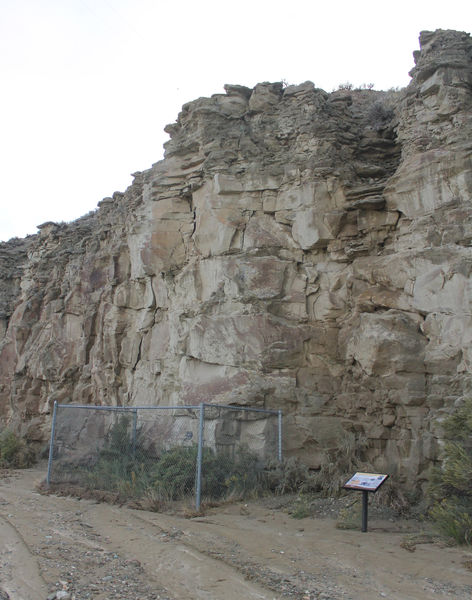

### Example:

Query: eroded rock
xmin=1 ymin=29 xmax=471 ymax=488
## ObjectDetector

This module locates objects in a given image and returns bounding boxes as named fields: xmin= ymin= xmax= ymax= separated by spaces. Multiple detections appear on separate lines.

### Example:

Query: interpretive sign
xmin=343 ymin=472 xmax=389 ymax=532
xmin=343 ymin=472 xmax=388 ymax=492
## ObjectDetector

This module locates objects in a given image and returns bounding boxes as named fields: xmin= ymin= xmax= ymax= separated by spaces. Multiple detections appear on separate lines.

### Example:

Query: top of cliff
xmin=3 ymin=28 xmax=471 ymax=250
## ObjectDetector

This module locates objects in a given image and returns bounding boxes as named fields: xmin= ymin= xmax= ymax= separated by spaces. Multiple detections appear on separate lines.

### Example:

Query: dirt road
xmin=0 ymin=467 xmax=471 ymax=600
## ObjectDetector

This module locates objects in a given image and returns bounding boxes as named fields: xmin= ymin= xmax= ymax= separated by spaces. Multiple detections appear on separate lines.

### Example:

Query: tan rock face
xmin=1 ymin=29 xmax=471 ymax=488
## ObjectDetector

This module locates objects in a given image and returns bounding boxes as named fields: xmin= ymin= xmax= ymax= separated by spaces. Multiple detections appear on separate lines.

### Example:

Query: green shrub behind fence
xmin=47 ymin=403 xmax=281 ymax=509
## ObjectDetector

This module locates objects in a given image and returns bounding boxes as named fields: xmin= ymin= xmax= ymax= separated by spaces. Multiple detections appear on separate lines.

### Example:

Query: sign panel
xmin=343 ymin=472 xmax=388 ymax=492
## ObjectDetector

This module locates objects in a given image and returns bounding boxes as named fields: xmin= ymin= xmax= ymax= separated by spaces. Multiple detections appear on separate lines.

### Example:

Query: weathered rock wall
xmin=1 ymin=29 xmax=471 ymax=486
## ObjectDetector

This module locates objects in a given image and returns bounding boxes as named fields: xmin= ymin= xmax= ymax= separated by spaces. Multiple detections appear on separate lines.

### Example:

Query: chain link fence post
xmin=278 ymin=409 xmax=283 ymax=462
xmin=131 ymin=408 xmax=138 ymax=458
xmin=195 ymin=403 xmax=205 ymax=511
xmin=46 ymin=400 xmax=58 ymax=486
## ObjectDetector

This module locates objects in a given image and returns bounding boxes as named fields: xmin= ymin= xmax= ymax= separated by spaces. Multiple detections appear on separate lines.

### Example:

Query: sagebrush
xmin=79 ymin=417 xmax=271 ymax=504
xmin=0 ymin=429 xmax=35 ymax=468
xmin=428 ymin=398 xmax=472 ymax=545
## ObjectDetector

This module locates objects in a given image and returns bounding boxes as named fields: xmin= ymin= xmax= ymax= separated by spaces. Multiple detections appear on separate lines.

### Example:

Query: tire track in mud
xmin=84 ymin=505 xmax=277 ymax=600
xmin=0 ymin=507 xmax=49 ymax=599
xmin=0 ymin=471 xmax=171 ymax=600
xmin=2 ymin=468 xmax=472 ymax=600
xmin=89 ymin=505 xmax=346 ymax=600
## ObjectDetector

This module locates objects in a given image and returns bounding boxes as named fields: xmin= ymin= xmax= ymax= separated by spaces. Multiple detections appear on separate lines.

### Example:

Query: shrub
xmin=82 ymin=416 xmax=153 ymax=497
xmin=428 ymin=399 xmax=472 ymax=545
xmin=84 ymin=454 xmax=152 ymax=497
xmin=337 ymin=82 xmax=353 ymax=91
xmin=367 ymin=100 xmax=395 ymax=131
xmin=430 ymin=499 xmax=472 ymax=545
xmin=81 ymin=417 xmax=269 ymax=503
xmin=150 ymin=445 xmax=202 ymax=499
xmin=0 ymin=430 xmax=35 ymax=468
xmin=264 ymin=457 xmax=314 ymax=495
xmin=310 ymin=432 xmax=370 ymax=497
xmin=149 ymin=445 xmax=266 ymax=501
xmin=104 ymin=415 xmax=133 ymax=456
xmin=225 ymin=447 xmax=266 ymax=496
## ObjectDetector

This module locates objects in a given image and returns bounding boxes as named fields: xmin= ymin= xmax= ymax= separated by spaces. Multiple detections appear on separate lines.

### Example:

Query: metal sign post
xmin=361 ymin=490 xmax=369 ymax=533
xmin=46 ymin=401 xmax=58 ymax=486
xmin=343 ymin=472 xmax=389 ymax=533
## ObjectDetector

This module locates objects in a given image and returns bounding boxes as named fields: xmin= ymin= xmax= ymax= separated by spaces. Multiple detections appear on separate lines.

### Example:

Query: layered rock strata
xmin=1 ymin=30 xmax=471 ymax=486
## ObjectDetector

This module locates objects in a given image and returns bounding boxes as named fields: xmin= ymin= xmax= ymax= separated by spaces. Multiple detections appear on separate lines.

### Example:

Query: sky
xmin=0 ymin=0 xmax=470 ymax=242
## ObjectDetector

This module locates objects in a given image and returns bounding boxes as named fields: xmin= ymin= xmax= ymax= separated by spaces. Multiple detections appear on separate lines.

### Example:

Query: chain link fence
xmin=46 ymin=403 xmax=282 ymax=509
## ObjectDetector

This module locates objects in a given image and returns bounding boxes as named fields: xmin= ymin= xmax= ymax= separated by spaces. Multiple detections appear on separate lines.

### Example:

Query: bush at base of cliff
xmin=0 ymin=430 xmax=36 ymax=468
xmin=428 ymin=399 xmax=472 ymax=545
xmin=150 ymin=445 xmax=266 ymax=501
xmin=79 ymin=417 xmax=270 ymax=502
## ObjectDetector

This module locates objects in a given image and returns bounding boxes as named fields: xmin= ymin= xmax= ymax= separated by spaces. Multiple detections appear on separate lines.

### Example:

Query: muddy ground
xmin=0 ymin=466 xmax=471 ymax=600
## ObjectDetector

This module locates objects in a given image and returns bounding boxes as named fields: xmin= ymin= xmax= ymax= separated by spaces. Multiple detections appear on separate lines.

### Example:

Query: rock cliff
xmin=1 ymin=29 xmax=471 ymax=487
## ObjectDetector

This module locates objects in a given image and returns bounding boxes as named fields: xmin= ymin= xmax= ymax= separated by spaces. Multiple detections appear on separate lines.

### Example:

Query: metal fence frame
xmin=47 ymin=402 xmax=283 ymax=510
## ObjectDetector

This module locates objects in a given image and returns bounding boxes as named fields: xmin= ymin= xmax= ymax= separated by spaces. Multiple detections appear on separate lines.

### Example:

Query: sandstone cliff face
xmin=1 ymin=30 xmax=471 ymax=486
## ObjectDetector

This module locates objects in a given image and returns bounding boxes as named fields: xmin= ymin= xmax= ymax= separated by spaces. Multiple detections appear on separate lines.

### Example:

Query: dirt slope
xmin=1 ymin=467 xmax=471 ymax=600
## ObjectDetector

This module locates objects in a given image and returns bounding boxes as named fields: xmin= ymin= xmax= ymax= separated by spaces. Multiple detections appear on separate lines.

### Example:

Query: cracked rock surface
xmin=1 ymin=29 xmax=472 ymax=485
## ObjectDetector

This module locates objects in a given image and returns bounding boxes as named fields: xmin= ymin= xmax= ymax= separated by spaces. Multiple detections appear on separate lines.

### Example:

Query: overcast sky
xmin=0 ymin=0 xmax=469 ymax=241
